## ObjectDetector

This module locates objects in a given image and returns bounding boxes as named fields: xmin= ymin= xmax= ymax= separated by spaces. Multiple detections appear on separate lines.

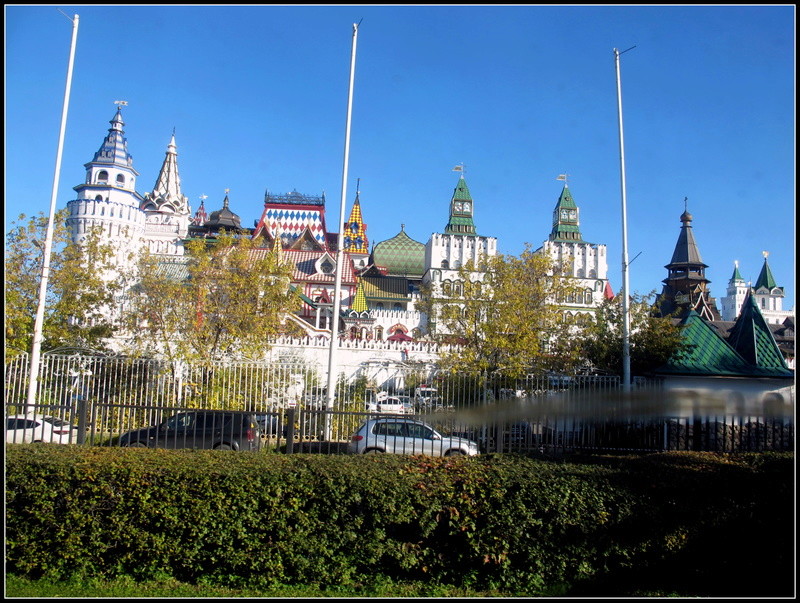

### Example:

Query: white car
xmin=349 ymin=417 xmax=480 ymax=456
xmin=6 ymin=414 xmax=79 ymax=444
xmin=377 ymin=396 xmax=409 ymax=414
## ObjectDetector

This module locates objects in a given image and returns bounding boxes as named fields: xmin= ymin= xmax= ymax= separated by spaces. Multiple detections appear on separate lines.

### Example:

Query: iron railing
xmin=5 ymin=352 xmax=794 ymax=453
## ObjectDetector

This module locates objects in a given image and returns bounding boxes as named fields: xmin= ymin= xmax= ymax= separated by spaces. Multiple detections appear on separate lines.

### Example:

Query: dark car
xmin=118 ymin=410 xmax=262 ymax=451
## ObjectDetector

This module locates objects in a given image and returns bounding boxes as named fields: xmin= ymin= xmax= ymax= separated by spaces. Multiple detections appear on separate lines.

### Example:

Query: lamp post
xmin=324 ymin=21 xmax=360 ymax=440
xmin=26 ymin=13 xmax=80 ymax=413
xmin=614 ymin=46 xmax=635 ymax=393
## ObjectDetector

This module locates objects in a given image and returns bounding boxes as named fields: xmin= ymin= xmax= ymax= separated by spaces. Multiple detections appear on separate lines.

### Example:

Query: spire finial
xmin=762 ymin=250 xmax=769 ymax=260
xmin=684 ymin=196 xmax=688 ymax=212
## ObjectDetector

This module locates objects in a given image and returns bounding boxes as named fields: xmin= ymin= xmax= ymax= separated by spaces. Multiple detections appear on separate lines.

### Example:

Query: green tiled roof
xmin=754 ymin=258 xmax=779 ymax=290
xmin=371 ymin=227 xmax=426 ymax=277
xmin=726 ymin=291 xmax=790 ymax=372
xmin=156 ymin=259 xmax=190 ymax=282
xmin=656 ymin=310 xmax=792 ymax=378
xmin=445 ymin=177 xmax=477 ymax=235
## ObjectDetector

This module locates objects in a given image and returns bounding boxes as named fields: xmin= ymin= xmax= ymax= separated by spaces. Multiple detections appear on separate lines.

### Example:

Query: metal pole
xmin=325 ymin=22 xmax=360 ymax=439
xmin=614 ymin=47 xmax=633 ymax=394
xmin=26 ymin=13 xmax=80 ymax=413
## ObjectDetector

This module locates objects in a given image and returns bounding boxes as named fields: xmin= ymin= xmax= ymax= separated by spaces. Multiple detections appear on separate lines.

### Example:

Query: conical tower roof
xmin=350 ymin=279 xmax=368 ymax=313
xmin=666 ymin=209 xmax=706 ymax=267
xmin=87 ymin=107 xmax=138 ymax=173
xmin=343 ymin=185 xmax=368 ymax=253
xmin=730 ymin=261 xmax=745 ymax=283
xmin=754 ymin=254 xmax=779 ymax=291
xmin=143 ymin=132 xmax=189 ymax=214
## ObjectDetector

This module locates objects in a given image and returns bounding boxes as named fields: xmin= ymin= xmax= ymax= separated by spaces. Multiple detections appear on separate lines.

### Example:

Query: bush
xmin=5 ymin=446 xmax=794 ymax=596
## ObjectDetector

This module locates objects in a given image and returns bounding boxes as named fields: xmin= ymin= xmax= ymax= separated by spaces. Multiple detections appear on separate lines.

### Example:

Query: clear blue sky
xmin=5 ymin=5 xmax=795 ymax=310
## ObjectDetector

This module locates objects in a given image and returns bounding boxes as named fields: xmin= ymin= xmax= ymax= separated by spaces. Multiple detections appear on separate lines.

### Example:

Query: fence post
xmin=76 ymin=395 xmax=87 ymax=445
xmin=285 ymin=407 xmax=296 ymax=454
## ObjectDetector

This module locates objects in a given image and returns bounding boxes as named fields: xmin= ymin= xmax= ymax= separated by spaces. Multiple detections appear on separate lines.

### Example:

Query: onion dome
xmin=371 ymin=225 xmax=425 ymax=278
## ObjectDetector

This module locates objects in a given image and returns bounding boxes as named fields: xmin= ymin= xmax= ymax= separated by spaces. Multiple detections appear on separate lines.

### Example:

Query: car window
xmin=7 ymin=418 xmax=38 ymax=430
xmin=165 ymin=413 xmax=195 ymax=430
xmin=405 ymin=423 xmax=435 ymax=439
xmin=373 ymin=421 xmax=405 ymax=437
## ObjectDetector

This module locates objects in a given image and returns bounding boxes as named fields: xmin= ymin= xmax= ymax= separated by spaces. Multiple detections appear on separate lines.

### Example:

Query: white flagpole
xmin=325 ymin=22 xmax=360 ymax=437
xmin=26 ymin=13 xmax=80 ymax=413
xmin=614 ymin=46 xmax=634 ymax=393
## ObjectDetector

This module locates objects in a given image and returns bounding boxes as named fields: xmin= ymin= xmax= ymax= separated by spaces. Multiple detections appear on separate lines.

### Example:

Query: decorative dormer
xmin=315 ymin=252 xmax=337 ymax=276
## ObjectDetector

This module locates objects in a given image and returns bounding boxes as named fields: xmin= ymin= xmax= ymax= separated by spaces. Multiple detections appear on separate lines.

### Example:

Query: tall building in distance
xmin=656 ymin=205 xmax=721 ymax=321
xmin=720 ymin=253 xmax=793 ymax=325
xmin=535 ymin=180 xmax=612 ymax=325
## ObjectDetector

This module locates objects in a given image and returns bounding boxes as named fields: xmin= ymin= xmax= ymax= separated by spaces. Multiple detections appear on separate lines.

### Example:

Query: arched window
xmin=441 ymin=259 xmax=449 ymax=269
xmin=97 ymin=170 xmax=109 ymax=184
xmin=393 ymin=303 xmax=402 ymax=311
xmin=375 ymin=326 xmax=384 ymax=340
xmin=443 ymin=281 xmax=452 ymax=296
xmin=95 ymin=195 xmax=103 ymax=201
xmin=376 ymin=303 xmax=384 ymax=310
xmin=116 ymin=174 xmax=125 ymax=186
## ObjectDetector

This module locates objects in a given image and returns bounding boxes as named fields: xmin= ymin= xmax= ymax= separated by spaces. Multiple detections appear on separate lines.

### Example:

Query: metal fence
xmin=5 ymin=351 xmax=794 ymax=453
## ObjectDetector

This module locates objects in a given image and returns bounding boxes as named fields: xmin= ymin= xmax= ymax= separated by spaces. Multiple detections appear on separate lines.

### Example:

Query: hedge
xmin=5 ymin=446 xmax=794 ymax=596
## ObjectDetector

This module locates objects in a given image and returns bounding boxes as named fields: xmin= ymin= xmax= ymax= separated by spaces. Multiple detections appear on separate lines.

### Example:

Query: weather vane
xmin=453 ymin=163 xmax=465 ymax=175
xmin=556 ymin=173 xmax=569 ymax=185
xmin=684 ymin=196 xmax=688 ymax=212
xmin=113 ymin=100 xmax=128 ymax=107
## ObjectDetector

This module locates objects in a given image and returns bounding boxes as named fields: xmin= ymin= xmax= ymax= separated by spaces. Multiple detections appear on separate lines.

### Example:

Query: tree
xmin=122 ymin=232 xmax=304 ymax=364
xmin=578 ymin=291 xmax=690 ymax=376
xmin=4 ymin=210 xmax=119 ymax=356
xmin=419 ymin=245 xmax=573 ymax=379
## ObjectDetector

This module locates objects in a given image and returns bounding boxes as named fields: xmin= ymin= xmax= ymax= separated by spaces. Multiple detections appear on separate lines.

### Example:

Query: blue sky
xmin=5 ymin=5 xmax=795 ymax=310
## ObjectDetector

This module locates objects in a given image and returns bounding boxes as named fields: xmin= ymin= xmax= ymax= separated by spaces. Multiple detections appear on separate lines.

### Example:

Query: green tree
xmin=122 ymin=232 xmax=303 ymax=364
xmin=4 ymin=210 xmax=119 ymax=356
xmin=419 ymin=245 xmax=572 ymax=379
xmin=579 ymin=291 xmax=689 ymax=376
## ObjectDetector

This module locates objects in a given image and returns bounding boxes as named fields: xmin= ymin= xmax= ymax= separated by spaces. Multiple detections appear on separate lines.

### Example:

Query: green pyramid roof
xmin=726 ymin=290 xmax=790 ymax=373
xmin=656 ymin=310 xmax=792 ymax=378
xmin=444 ymin=176 xmax=477 ymax=235
xmin=754 ymin=257 xmax=779 ymax=290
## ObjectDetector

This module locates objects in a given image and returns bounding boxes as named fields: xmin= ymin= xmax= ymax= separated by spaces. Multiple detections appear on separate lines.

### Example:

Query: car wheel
xmin=215 ymin=443 xmax=233 ymax=450
xmin=363 ymin=448 xmax=384 ymax=454
xmin=445 ymin=449 xmax=466 ymax=456
xmin=126 ymin=442 xmax=147 ymax=448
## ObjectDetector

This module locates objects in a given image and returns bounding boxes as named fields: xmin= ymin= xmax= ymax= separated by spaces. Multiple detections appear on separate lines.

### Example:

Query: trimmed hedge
xmin=5 ymin=446 xmax=794 ymax=595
